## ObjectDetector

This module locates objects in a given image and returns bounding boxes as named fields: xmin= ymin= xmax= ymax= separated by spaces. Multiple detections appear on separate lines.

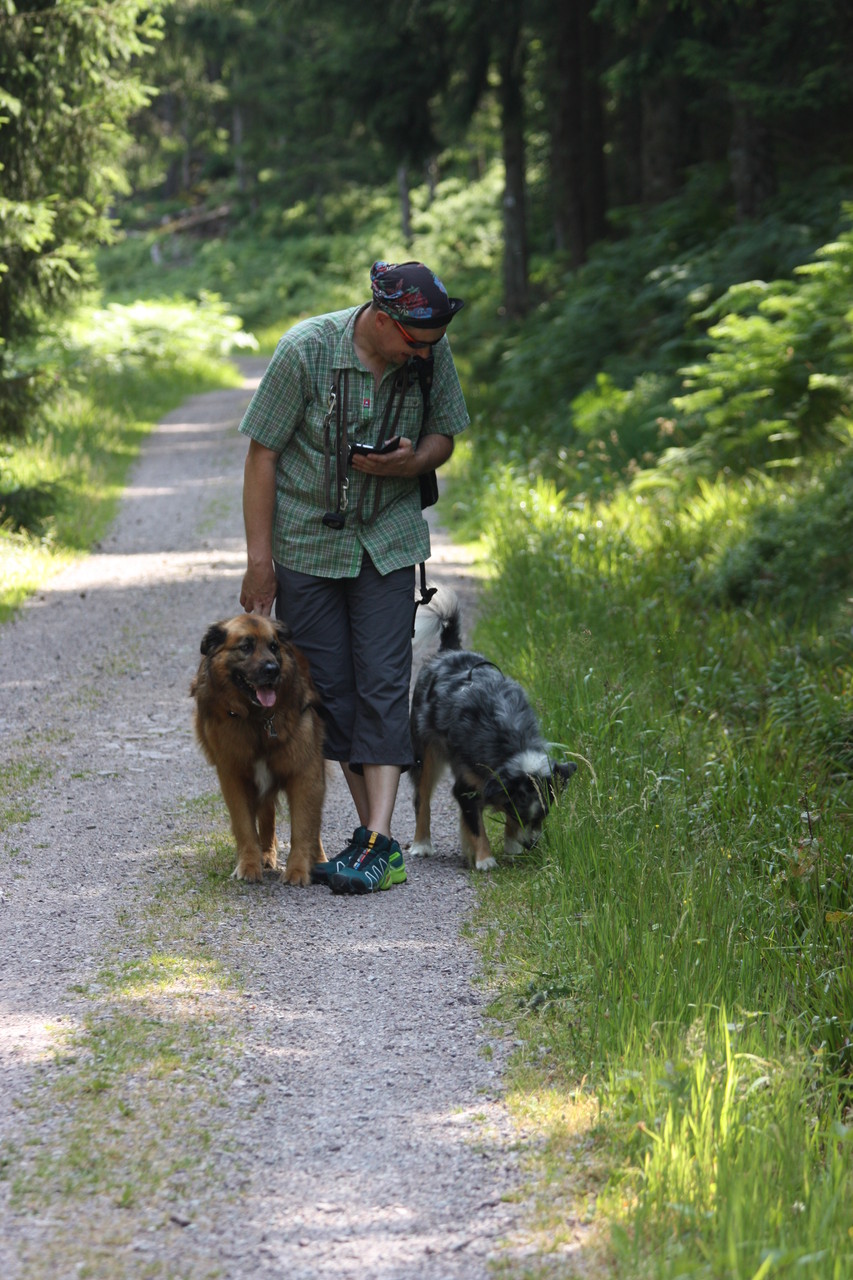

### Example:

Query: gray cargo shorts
xmin=273 ymin=557 xmax=415 ymax=772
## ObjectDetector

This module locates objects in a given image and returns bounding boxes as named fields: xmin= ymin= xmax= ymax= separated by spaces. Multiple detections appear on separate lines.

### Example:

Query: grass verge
xmin=462 ymin=467 xmax=853 ymax=1279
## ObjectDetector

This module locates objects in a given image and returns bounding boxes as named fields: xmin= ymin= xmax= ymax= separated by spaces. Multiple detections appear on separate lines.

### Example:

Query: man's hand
xmin=240 ymin=563 xmax=277 ymax=616
xmin=349 ymin=433 xmax=453 ymax=478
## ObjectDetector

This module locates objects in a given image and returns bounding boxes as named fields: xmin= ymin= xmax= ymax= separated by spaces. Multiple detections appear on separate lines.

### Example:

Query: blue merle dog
xmin=409 ymin=590 xmax=576 ymax=870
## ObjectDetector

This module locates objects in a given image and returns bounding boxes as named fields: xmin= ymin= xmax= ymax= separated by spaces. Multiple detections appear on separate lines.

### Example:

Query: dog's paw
xmin=233 ymin=862 xmax=264 ymax=883
xmin=408 ymin=838 xmax=434 ymax=857
xmin=282 ymin=861 xmax=311 ymax=887
xmin=474 ymin=856 xmax=497 ymax=872
xmin=503 ymin=836 xmax=524 ymax=857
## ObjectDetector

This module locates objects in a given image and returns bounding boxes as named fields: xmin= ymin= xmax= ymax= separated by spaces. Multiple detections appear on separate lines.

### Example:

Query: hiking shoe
xmin=310 ymin=826 xmax=370 ymax=885
xmin=329 ymin=831 xmax=407 ymax=895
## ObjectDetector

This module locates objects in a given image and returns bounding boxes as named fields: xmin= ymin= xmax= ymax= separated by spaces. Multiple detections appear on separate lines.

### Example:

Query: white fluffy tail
xmin=412 ymin=585 xmax=462 ymax=653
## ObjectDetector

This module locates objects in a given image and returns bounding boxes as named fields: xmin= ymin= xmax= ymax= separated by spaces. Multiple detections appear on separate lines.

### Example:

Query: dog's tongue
xmin=256 ymin=687 xmax=276 ymax=709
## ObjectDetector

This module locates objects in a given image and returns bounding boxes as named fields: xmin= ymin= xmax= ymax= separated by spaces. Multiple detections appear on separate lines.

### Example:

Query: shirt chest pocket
xmin=310 ymin=375 xmax=424 ymax=449
xmin=359 ymin=380 xmax=425 ymax=444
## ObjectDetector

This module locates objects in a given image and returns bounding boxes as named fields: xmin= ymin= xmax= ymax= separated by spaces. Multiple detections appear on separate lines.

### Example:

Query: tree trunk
xmin=728 ymin=97 xmax=776 ymax=219
xmin=424 ymin=156 xmax=438 ymax=207
xmin=498 ymin=3 xmax=528 ymax=318
xmin=641 ymin=86 xmax=680 ymax=203
xmin=397 ymin=164 xmax=412 ymax=244
xmin=727 ymin=3 xmax=777 ymax=220
xmin=181 ymin=105 xmax=191 ymax=192
xmin=233 ymin=103 xmax=246 ymax=194
xmin=161 ymin=92 xmax=181 ymax=199
xmin=549 ymin=0 xmax=587 ymax=266
xmin=581 ymin=6 xmax=607 ymax=247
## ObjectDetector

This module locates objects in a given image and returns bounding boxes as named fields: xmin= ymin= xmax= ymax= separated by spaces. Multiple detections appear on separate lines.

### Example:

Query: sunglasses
xmin=391 ymin=317 xmax=444 ymax=350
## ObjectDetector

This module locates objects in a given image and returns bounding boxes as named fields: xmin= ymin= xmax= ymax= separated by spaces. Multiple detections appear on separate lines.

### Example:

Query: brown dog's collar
xmin=226 ymin=700 xmax=322 ymax=737
xmin=227 ymin=709 xmax=277 ymax=737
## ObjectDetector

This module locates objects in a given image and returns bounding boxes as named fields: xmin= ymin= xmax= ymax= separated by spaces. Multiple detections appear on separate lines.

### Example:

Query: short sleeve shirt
xmin=238 ymin=305 xmax=469 ymax=578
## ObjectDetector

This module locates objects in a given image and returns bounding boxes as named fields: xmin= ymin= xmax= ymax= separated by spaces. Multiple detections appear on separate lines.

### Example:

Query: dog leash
xmin=412 ymin=562 xmax=437 ymax=636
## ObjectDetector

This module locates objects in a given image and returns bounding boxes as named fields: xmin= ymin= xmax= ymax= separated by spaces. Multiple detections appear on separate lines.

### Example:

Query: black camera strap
xmin=355 ymin=367 xmax=409 ymax=526
xmin=322 ymin=358 xmax=438 ymax=629
xmin=323 ymin=365 xmax=411 ymax=528
xmin=322 ymin=370 xmax=350 ymax=530
xmin=410 ymin=355 xmax=438 ymax=626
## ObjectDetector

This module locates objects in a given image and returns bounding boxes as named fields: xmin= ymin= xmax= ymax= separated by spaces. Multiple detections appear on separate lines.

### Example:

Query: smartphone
xmin=349 ymin=436 xmax=401 ymax=459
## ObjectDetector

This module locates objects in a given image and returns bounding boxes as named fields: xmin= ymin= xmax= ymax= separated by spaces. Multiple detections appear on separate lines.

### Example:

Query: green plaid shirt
xmin=238 ymin=305 xmax=469 ymax=578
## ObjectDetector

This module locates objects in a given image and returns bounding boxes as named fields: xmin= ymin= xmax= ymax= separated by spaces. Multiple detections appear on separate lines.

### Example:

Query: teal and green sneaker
xmin=310 ymin=825 xmax=370 ymax=885
xmin=329 ymin=831 xmax=407 ymax=895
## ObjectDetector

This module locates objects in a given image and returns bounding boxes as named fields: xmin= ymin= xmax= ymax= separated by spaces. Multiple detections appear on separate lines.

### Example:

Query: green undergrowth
xmin=466 ymin=464 xmax=853 ymax=1278
xmin=0 ymin=296 xmax=252 ymax=621
xmin=98 ymin=163 xmax=505 ymax=356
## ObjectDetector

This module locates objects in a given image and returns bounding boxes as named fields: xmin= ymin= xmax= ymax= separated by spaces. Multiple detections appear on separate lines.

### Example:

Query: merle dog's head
xmin=482 ymin=755 xmax=577 ymax=848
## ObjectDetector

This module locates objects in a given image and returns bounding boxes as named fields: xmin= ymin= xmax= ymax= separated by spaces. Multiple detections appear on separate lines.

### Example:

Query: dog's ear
xmin=482 ymin=771 xmax=509 ymax=805
xmin=200 ymin=622 xmax=228 ymax=656
xmin=274 ymin=619 xmax=292 ymax=645
xmin=551 ymin=761 xmax=577 ymax=791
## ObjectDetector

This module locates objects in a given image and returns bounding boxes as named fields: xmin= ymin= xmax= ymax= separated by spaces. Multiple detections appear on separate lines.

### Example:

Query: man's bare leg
xmin=339 ymin=762 xmax=401 ymax=837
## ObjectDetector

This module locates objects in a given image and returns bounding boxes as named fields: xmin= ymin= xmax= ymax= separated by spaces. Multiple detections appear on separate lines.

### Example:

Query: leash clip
xmin=322 ymin=378 xmax=350 ymax=529
xmin=323 ymin=384 xmax=337 ymax=431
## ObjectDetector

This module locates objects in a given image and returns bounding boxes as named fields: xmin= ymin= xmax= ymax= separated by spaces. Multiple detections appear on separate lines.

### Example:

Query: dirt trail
xmin=0 ymin=359 xmax=537 ymax=1278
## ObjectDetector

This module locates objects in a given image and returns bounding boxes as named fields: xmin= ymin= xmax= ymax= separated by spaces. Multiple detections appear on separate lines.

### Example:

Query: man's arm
xmin=414 ymin=431 xmax=454 ymax=472
xmin=240 ymin=439 xmax=279 ymax=616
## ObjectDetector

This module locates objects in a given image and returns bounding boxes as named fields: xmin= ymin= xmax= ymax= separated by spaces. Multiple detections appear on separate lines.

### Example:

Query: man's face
xmin=383 ymin=313 xmax=447 ymax=362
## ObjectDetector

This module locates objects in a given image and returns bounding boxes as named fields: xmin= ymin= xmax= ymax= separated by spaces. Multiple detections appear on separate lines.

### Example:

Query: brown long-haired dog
xmin=190 ymin=614 xmax=327 ymax=885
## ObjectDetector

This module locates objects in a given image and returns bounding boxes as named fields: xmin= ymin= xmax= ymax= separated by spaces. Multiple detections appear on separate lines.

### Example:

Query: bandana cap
xmin=370 ymin=260 xmax=464 ymax=328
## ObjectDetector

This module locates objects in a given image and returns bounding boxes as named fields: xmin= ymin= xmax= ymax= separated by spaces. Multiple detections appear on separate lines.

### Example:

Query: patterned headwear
xmin=369 ymin=260 xmax=464 ymax=328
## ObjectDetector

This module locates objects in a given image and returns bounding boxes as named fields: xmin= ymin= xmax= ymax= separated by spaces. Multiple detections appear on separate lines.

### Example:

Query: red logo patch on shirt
xmin=363 ymin=398 xmax=370 ymax=409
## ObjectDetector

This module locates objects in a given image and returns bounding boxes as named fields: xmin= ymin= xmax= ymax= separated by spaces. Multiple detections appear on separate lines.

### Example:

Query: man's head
xmin=361 ymin=258 xmax=461 ymax=363
xmin=369 ymin=260 xmax=464 ymax=353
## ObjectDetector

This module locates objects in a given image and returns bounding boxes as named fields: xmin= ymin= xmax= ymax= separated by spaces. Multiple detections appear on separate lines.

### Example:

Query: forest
xmin=2 ymin=1 xmax=853 ymax=1276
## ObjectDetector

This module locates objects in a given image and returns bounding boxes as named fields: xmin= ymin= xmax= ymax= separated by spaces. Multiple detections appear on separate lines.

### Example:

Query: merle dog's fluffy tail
xmin=413 ymin=584 xmax=461 ymax=653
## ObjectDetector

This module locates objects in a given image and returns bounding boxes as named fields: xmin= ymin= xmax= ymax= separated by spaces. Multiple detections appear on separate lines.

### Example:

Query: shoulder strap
xmin=356 ymin=366 xmax=409 ymax=526
xmin=412 ymin=353 xmax=433 ymax=434
xmin=322 ymin=371 xmax=349 ymax=529
xmin=412 ymin=354 xmax=437 ymax=624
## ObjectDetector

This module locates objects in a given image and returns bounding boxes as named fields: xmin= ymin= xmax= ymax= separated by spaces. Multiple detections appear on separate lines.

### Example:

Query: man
xmin=239 ymin=260 xmax=468 ymax=895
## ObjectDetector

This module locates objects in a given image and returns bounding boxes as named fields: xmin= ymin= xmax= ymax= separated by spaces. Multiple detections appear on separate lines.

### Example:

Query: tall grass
xmin=468 ymin=469 xmax=853 ymax=1277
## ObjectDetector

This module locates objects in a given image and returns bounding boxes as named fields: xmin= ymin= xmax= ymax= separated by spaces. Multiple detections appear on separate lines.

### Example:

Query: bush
xmin=709 ymin=448 xmax=853 ymax=609
xmin=0 ymin=475 xmax=63 ymax=534
xmin=661 ymin=210 xmax=853 ymax=474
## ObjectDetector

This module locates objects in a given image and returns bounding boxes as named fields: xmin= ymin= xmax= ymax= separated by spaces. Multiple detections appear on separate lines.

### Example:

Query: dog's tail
xmin=413 ymin=584 xmax=462 ymax=653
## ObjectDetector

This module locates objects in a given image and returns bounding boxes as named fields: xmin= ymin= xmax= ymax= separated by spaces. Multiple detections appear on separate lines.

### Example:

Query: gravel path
xmin=0 ymin=359 xmax=534 ymax=1279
